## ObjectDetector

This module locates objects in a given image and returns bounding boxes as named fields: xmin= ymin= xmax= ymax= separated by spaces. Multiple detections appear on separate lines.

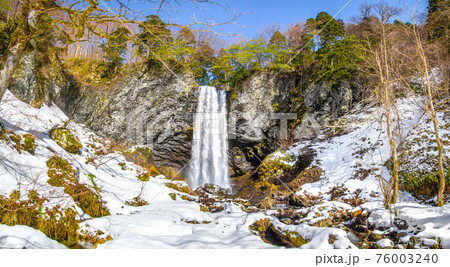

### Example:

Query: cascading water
xmin=189 ymin=86 xmax=229 ymax=189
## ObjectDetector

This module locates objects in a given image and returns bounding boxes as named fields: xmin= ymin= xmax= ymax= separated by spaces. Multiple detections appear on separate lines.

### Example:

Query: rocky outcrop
xmin=7 ymin=53 xmax=355 ymax=175
xmin=70 ymin=70 xmax=197 ymax=168
xmin=8 ymin=51 xmax=80 ymax=111
xmin=228 ymin=72 xmax=302 ymax=176
xmin=228 ymin=72 xmax=354 ymax=177
xmin=7 ymin=51 xmax=197 ymax=169
xmin=303 ymin=81 xmax=353 ymax=123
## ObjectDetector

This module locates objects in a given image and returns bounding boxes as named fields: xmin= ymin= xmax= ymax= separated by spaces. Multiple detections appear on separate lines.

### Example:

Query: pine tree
xmin=269 ymin=31 xmax=286 ymax=46
xmin=425 ymin=0 xmax=449 ymax=41
xmin=101 ymin=27 xmax=130 ymax=78
xmin=136 ymin=15 xmax=173 ymax=57
xmin=315 ymin=12 xmax=345 ymax=48
xmin=178 ymin=27 xmax=196 ymax=45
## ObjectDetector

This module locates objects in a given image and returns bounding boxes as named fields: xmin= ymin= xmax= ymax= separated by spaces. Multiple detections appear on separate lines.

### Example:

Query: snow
xmin=284 ymin=96 xmax=450 ymax=248
xmin=1 ymin=89 xmax=449 ymax=249
xmin=376 ymin=238 xmax=393 ymax=248
xmin=273 ymin=220 xmax=356 ymax=249
xmin=81 ymin=203 xmax=273 ymax=249
xmin=0 ymin=90 xmax=273 ymax=249
xmin=288 ymin=97 xmax=424 ymax=202
xmin=0 ymin=224 xmax=66 ymax=249
xmin=366 ymin=202 xmax=450 ymax=248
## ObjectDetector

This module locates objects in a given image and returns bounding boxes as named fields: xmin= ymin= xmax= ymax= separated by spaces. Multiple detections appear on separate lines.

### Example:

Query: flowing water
xmin=189 ymin=86 xmax=229 ymax=188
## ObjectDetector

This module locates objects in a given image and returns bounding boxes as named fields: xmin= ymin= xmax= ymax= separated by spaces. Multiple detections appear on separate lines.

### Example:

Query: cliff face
xmin=8 ymin=51 xmax=80 ymax=112
xmin=7 ymin=52 xmax=197 ymax=169
xmin=228 ymin=71 xmax=354 ymax=177
xmin=70 ymin=71 xmax=197 ymax=169
xmin=6 ymin=55 xmax=355 ymax=175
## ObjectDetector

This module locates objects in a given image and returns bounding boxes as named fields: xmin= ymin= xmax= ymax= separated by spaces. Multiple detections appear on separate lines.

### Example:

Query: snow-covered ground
xmin=0 ymin=224 xmax=66 ymax=249
xmin=1 ymin=90 xmax=449 ymax=249
xmin=0 ymin=90 xmax=273 ymax=248
xmin=285 ymin=97 xmax=450 ymax=248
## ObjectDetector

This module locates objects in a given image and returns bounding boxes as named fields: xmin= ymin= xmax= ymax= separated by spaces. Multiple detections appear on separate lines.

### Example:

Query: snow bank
xmin=0 ymin=224 xmax=66 ymax=249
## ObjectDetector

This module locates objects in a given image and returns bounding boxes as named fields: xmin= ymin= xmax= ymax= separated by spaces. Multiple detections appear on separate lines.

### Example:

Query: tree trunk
xmin=380 ymin=20 xmax=399 ymax=205
xmin=0 ymin=42 xmax=24 ymax=102
xmin=422 ymin=56 xmax=446 ymax=207
xmin=413 ymin=24 xmax=446 ymax=207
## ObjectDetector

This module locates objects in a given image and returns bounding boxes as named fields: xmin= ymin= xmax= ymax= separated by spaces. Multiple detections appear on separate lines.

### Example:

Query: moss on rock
xmin=249 ymin=218 xmax=309 ymax=248
xmin=47 ymin=156 xmax=78 ymax=187
xmin=124 ymin=146 xmax=154 ymax=168
xmin=49 ymin=127 xmax=82 ymax=154
xmin=46 ymin=156 xmax=110 ymax=218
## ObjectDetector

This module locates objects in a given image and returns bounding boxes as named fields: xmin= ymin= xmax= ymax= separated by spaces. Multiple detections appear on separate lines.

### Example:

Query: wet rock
xmin=228 ymin=147 xmax=255 ymax=176
xmin=393 ymin=218 xmax=409 ymax=230
xmin=397 ymin=232 xmax=407 ymax=238
xmin=369 ymin=232 xmax=384 ymax=242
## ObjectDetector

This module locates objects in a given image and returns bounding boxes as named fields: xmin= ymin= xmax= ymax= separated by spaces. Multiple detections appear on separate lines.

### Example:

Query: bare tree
xmin=359 ymin=2 xmax=402 ymax=208
xmin=396 ymin=4 xmax=448 ymax=206
xmin=257 ymin=23 xmax=281 ymax=44
xmin=0 ymin=0 xmax=241 ymax=101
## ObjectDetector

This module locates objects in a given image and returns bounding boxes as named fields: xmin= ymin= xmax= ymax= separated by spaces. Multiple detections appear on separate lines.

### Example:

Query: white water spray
xmin=189 ymin=86 xmax=229 ymax=188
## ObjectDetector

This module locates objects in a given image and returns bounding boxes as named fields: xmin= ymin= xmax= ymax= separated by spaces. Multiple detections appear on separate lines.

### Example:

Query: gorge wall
xmin=70 ymin=71 xmax=197 ymax=169
xmin=7 ymin=53 xmax=355 ymax=176
xmin=227 ymin=72 xmax=354 ymax=177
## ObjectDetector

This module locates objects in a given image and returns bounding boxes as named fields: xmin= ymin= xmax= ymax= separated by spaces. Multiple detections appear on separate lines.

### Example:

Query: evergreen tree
xmin=192 ymin=40 xmax=215 ymax=84
xmin=101 ymin=27 xmax=130 ymax=78
xmin=425 ymin=0 xmax=449 ymax=41
xmin=315 ymin=34 xmax=363 ymax=83
xmin=269 ymin=31 xmax=287 ymax=46
xmin=315 ymin=11 xmax=345 ymax=48
xmin=178 ymin=27 xmax=196 ymax=45
xmin=136 ymin=15 xmax=172 ymax=57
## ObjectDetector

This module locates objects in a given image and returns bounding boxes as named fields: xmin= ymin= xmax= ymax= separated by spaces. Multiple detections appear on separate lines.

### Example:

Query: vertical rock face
xmin=70 ymin=70 xmax=197 ymax=169
xmin=228 ymin=72 xmax=302 ymax=176
xmin=228 ymin=72 xmax=355 ymax=177
xmin=230 ymin=72 xmax=298 ymax=146
xmin=8 ymin=52 xmax=38 ymax=104
xmin=7 ymin=51 xmax=80 ymax=111
xmin=303 ymin=81 xmax=353 ymax=124
xmin=6 ymin=52 xmax=355 ymax=176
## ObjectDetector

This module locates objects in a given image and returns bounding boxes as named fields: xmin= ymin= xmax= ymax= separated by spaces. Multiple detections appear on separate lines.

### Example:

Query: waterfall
xmin=189 ymin=86 xmax=229 ymax=189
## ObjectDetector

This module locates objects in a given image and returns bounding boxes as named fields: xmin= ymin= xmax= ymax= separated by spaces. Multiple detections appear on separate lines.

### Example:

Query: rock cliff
xmin=228 ymin=71 xmax=354 ymax=177
xmin=7 ymin=55 xmax=356 ymax=175
xmin=70 ymin=70 xmax=197 ymax=169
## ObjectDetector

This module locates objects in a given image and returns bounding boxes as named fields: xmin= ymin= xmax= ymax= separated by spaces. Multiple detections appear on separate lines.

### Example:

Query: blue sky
xmin=126 ymin=0 xmax=428 ymax=39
